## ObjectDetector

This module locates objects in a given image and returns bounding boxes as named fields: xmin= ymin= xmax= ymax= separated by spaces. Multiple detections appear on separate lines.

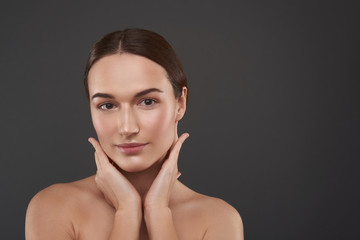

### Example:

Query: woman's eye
xmin=140 ymin=98 xmax=156 ymax=106
xmin=99 ymin=103 xmax=115 ymax=110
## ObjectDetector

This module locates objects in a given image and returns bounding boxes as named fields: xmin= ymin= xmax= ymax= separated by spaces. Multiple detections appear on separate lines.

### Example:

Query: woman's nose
xmin=118 ymin=106 xmax=140 ymax=137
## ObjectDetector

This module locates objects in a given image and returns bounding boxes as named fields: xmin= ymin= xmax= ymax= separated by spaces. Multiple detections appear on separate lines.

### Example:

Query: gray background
xmin=1 ymin=0 xmax=359 ymax=239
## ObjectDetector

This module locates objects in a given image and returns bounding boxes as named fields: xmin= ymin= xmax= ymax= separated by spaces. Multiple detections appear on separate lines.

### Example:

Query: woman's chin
xmin=120 ymin=164 xmax=150 ymax=173
xmin=112 ymin=157 xmax=162 ymax=174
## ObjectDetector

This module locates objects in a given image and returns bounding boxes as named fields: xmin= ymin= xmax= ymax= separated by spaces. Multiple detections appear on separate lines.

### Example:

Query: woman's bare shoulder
xmin=192 ymin=193 xmax=242 ymax=222
xmin=176 ymin=183 xmax=244 ymax=239
xmin=25 ymin=176 xmax=100 ymax=240
xmin=200 ymin=194 xmax=243 ymax=239
xmin=176 ymin=182 xmax=241 ymax=218
xmin=28 ymin=175 xmax=99 ymax=207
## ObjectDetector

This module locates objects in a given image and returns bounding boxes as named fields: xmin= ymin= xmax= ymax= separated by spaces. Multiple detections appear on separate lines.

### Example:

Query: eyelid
xmin=97 ymin=102 xmax=117 ymax=111
xmin=139 ymin=97 xmax=157 ymax=102
xmin=95 ymin=97 xmax=158 ymax=111
xmin=138 ymin=97 xmax=158 ymax=106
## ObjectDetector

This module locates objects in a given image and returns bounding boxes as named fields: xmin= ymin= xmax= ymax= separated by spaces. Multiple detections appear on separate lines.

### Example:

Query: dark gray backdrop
xmin=1 ymin=0 xmax=359 ymax=239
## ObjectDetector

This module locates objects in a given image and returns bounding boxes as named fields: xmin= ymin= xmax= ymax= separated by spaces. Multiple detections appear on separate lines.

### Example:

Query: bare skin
xmin=25 ymin=54 xmax=244 ymax=239
xmin=26 ymin=175 xmax=242 ymax=239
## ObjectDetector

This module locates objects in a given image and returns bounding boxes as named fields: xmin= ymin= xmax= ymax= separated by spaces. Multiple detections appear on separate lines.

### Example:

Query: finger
xmin=88 ymin=137 xmax=101 ymax=153
xmin=89 ymin=138 xmax=103 ymax=170
xmin=172 ymin=133 xmax=189 ymax=154
xmin=88 ymin=137 xmax=110 ymax=167
xmin=174 ymin=122 xmax=179 ymax=140
xmin=94 ymin=151 xmax=101 ymax=171
xmin=168 ymin=133 xmax=189 ymax=164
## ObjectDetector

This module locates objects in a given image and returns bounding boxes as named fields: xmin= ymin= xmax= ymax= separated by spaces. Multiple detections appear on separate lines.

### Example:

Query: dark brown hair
xmin=83 ymin=28 xmax=188 ymax=101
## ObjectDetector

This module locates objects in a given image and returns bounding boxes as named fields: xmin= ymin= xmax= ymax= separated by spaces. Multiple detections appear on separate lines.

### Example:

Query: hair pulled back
xmin=83 ymin=28 xmax=188 ymax=101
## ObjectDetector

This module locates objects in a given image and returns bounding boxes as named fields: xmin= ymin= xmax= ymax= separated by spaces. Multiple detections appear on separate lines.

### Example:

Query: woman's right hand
xmin=88 ymin=137 xmax=141 ymax=212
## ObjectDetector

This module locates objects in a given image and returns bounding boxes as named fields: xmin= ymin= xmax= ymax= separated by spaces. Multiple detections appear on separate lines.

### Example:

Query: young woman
xmin=25 ymin=28 xmax=244 ymax=240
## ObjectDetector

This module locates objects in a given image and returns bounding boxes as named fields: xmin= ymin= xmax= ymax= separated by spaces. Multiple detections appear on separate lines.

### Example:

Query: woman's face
xmin=88 ymin=54 xmax=186 ymax=173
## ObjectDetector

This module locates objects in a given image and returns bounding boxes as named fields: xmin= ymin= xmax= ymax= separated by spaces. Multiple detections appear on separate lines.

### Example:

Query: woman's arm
xmin=108 ymin=208 xmax=142 ymax=240
xmin=144 ymin=207 xmax=179 ymax=240
xmin=89 ymin=138 xmax=142 ymax=240
xmin=143 ymin=133 xmax=189 ymax=240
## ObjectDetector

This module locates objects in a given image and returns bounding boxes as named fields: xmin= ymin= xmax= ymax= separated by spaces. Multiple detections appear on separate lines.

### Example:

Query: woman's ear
xmin=176 ymin=87 xmax=187 ymax=121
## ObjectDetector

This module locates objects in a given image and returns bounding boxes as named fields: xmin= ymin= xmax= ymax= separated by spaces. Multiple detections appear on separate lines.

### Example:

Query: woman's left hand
xmin=144 ymin=133 xmax=189 ymax=210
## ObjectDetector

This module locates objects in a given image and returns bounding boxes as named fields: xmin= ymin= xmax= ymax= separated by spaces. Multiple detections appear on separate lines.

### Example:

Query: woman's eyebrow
xmin=91 ymin=88 xmax=163 ymax=100
xmin=91 ymin=93 xmax=115 ymax=100
xmin=134 ymin=88 xmax=163 ymax=98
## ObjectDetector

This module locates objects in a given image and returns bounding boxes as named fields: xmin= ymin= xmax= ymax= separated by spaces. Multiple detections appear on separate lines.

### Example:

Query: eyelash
xmin=97 ymin=98 xmax=158 ymax=111
xmin=98 ymin=102 xmax=115 ymax=111
xmin=139 ymin=98 xmax=157 ymax=107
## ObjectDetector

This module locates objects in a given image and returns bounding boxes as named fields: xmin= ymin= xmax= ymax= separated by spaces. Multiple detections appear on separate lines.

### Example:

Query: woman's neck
xmin=119 ymin=157 xmax=165 ymax=200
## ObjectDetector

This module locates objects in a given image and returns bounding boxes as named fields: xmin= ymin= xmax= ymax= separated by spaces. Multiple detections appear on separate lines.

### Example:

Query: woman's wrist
xmin=116 ymin=201 xmax=142 ymax=219
xmin=144 ymin=206 xmax=172 ymax=222
xmin=114 ymin=206 xmax=142 ymax=225
xmin=144 ymin=207 xmax=179 ymax=240
xmin=109 ymin=207 xmax=142 ymax=240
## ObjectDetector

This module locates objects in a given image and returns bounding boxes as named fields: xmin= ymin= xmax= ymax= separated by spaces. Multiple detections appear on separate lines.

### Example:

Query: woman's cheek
xmin=143 ymin=108 xmax=176 ymax=145
xmin=92 ymin=114 xmax=116 ymax=140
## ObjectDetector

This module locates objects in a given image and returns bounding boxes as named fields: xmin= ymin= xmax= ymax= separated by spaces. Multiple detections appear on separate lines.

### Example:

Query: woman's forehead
xmin=88 ymin=54 xmax=172 ymax=98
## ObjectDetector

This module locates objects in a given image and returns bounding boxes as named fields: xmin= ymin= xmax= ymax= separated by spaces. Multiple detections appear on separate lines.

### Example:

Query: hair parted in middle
xmin=83 ymin=28 xmax=188 ymax=101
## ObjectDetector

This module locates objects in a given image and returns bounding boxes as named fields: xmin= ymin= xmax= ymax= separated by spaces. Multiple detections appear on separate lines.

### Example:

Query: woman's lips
xmin=117 ymin=143 xmax=148 ymax=154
